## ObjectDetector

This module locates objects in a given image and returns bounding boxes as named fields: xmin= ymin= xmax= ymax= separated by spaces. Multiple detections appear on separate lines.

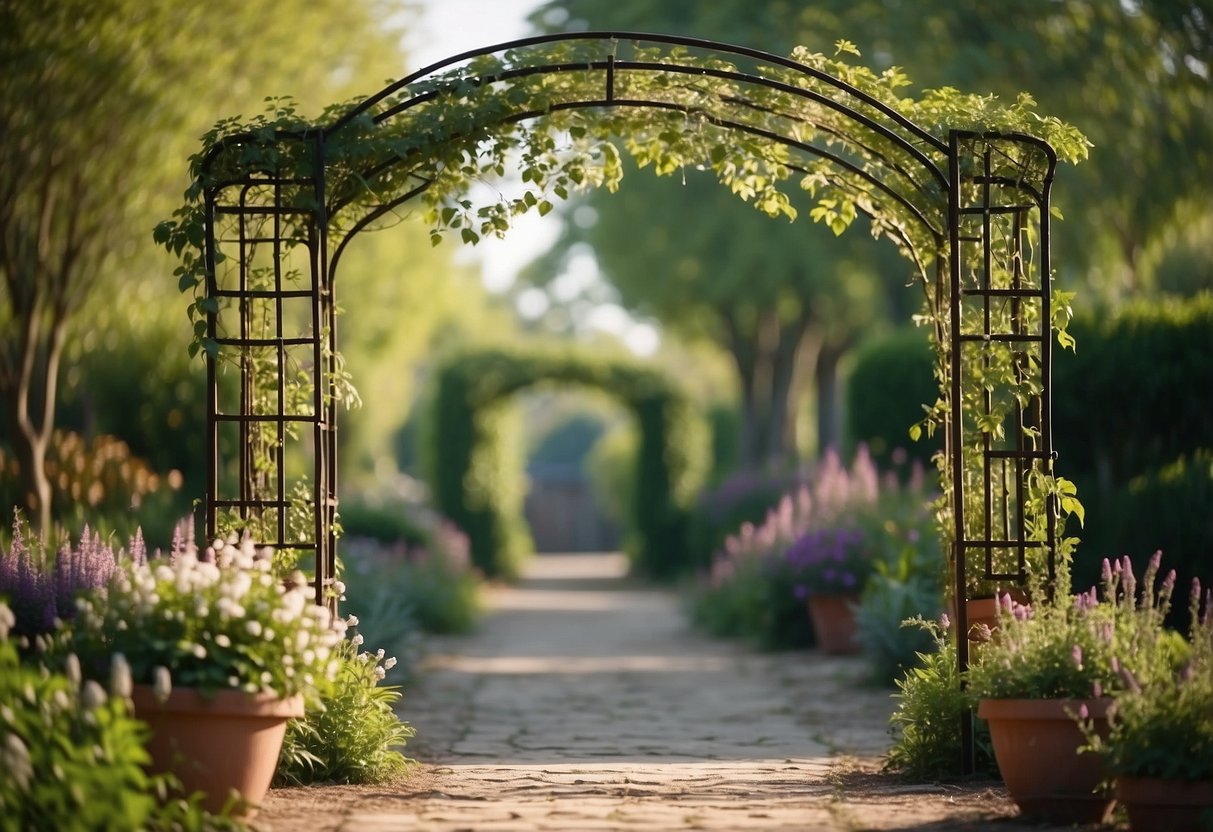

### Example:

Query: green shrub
xmin=1070 ymin=451 xmax=1213 ymax=629
xmin=885 ymin=619 xmax=997 ymax=780
xmin=687 ymin=468 xmax=807 ymax=569
xmin=424 ymin=345 xmax=708 ymax=580
xmin=585 ymin=423 xmax=637 ymax=526
xmin=0 ymin=604 xmax=155 ymax=832
xmin=855 ymin=512 xmax=945 ymax=685
xmin=844 ymin=328 xmax=940 ymax=471
xmin=342 ymin=532 xmax=481 ymax=644
xmin=1054 ymin=293 xmax=1213 ymax=484
xmin=275 ymin=637 xmax=414 ymax=786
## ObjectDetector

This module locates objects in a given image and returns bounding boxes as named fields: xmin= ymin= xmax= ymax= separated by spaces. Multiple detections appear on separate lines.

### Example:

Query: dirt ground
xmin=255 ymin=554 xmax=1117 ymax=831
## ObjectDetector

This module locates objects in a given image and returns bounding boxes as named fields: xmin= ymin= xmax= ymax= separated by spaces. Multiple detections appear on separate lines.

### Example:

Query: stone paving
xmin=257 ymin=553 xmax=1094 ymax=831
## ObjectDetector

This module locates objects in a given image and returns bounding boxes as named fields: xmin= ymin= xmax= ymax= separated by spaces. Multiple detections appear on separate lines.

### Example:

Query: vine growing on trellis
xmin=155 ymin=36 xmax=1090 ymax=593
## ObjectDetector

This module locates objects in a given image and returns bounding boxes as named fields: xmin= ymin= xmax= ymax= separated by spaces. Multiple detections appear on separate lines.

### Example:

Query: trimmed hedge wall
xmin=424 ymin=345 xmax=709 ymax=580
xmin=1054 ymin=294 xmax=1213 ymax=606
xmin=844 ymin=327 xmax=940 ymax=470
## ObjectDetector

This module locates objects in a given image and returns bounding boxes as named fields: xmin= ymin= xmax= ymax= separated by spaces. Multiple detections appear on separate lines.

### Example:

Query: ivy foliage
xmin=423 ymin=344 xmax=708 ymax=580
xmin=154 ymin=35 xmax=1089 ymax=591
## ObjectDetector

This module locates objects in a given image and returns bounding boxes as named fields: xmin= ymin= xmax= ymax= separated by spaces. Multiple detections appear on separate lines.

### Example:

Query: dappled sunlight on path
xmin=256 ymin=553 xmax=1072 ymax=831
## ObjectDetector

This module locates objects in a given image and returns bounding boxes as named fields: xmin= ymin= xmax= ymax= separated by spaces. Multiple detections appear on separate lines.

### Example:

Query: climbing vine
xmin=155 ymin=36 xmax=1089 ymax=592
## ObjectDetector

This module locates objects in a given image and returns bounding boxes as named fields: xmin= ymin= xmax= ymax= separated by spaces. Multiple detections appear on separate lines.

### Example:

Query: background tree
xmin=0 ymin=0 xmax=425 ymax=531
xmin=525 ymin=164 xmax=906 ymax=466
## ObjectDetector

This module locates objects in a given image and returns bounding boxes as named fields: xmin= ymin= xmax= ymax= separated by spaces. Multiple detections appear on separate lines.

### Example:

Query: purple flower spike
xmin=1071 ymin=644 xmax=1083 ymax=670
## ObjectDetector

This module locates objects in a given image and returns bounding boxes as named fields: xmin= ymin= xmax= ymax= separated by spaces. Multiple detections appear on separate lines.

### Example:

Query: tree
xmin=776 ymin=0 xmax=1213 ymax=299
xmin=528 ymin=1 xmax=911 ymax=465
xmin=0 ymin=0 xmax=412 ymax=531
xmin=527 ymin=162 xmax=903 ymax=466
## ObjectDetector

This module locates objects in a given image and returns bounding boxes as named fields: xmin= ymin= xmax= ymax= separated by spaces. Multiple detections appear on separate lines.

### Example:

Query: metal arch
xmin=199 ymin=34 xmax=1061 ymax=773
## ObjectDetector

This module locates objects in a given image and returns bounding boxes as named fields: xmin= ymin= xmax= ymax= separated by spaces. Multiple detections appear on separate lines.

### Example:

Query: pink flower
xmin=1071 ymin=644 xmax=1083 ymax=670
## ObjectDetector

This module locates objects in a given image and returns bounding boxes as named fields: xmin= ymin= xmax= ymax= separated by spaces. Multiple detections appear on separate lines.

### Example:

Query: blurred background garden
xmin=2 ymin=0 xmax=1211 ymax=673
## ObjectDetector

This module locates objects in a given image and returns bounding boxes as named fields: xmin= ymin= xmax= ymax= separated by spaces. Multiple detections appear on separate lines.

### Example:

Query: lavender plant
xmin=968 ymin=551 xmax=1188 ymax=701
xmin=688 ymin=447 xmax=935 ymax=648
xmin=0 ymin=511 xmax=122 ymax=639
xmin=1083 ymin=581 xmax=1213 ymax=782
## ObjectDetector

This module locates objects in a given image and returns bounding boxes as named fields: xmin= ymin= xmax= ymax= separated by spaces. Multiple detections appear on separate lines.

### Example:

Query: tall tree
xmin=0 ymin=0 xmax=412 ymax=531
xmin=527 ymin=164 xmax=902 ymax=466
xmin=528 ymin=1 xmax=912 ymax=465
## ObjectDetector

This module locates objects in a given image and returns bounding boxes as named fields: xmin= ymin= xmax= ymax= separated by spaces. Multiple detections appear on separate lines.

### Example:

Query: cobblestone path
xmin=258 ymin=553 xmax=1087 ymax=831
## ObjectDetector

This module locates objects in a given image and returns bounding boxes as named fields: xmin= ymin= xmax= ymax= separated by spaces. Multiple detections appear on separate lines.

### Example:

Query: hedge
xmin=423 ymin=345 xmax=708 ymax=580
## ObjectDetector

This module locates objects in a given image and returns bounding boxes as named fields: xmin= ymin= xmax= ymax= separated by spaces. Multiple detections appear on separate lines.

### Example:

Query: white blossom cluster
xmin=71 ymin=534 xmax=346 ymax=698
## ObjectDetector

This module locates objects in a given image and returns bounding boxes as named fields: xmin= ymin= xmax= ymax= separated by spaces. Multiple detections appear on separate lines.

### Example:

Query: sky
xmin=401 ymin=0 xmax=661 ymax=354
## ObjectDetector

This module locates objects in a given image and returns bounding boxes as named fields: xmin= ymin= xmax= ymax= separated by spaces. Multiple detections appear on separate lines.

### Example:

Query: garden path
xmin=258 ymin=553 xmax=1087 ymax=831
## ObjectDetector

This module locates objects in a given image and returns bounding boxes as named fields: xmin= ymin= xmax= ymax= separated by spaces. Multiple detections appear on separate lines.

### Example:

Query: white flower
xmin=246 ymin=620 xmax=263 ymax=638
xmin=214 ymin=634 xmax=231 ymax=648
xmin=2 ymin=734 xmax=31 ymax=792
xmin=374 ymin=666 xmax=385 ymax=681
xmin=64 ymin=654 xmax=82 ymax=689
xmin=384 ymin=656 xmax=398 ymax=671
xmin=81 ymin=680 xmax=107 ymax=710
xmin=152 ymin=666 xmax=172 ymax=703
xmin=345 ymin=614 xmax=359 ymax=628
xmin=109 ymin=654 xmax=133 ymax=699
xmin=351 ymin=633 xmax=364 ymax=646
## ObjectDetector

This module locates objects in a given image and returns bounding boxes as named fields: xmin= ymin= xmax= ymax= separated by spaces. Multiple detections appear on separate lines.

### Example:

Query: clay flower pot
xmin=806 ymin=592 xmax=861 ymax=655
xmin=132 ymin=684 xmax=304 ymax=816
xmin=977 ymin=697 xmax=1115 ymax=824
xmin=1117 ymin=776 xmax=1213 ymax=832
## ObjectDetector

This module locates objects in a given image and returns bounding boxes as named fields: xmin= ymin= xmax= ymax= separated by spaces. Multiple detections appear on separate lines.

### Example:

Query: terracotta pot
xmin=806 ymin=593 xmax=861 ymax=655
xmin=1117 ymin=775 xmax=1213 ymax=832
xmin=951 ymin=589 xmax=1029 ymax=642
xmin=131 ymin=684 xmax=304 ymax=816
xmin=977 ymin=697 xmax=1115 ymax=824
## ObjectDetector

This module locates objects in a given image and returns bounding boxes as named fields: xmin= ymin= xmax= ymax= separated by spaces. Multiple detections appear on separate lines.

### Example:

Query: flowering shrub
xmin=688 ymin=447 xmax=936 ymax=648
xmin=968 ymin=552 xmax=1187 ymax=701
xmin=1085 ymin=582 xmax=1213 ymax=781
xmin=68 ymin=534 xmax=344 ymax=698
xmin=786 ymin=525 xmax=870 ymax=596
xmin=0 ymin=511 xmax=123 ymax=639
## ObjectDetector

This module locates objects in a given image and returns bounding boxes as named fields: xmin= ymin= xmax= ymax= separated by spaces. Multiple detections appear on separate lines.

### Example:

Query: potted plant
xmin=967 ymin=553 xmax=1182 ymax=825
xmin=786 ymin=522 xmax=875 ymax=654
xmin=1085 ymin=581 xmax=1213 ymax=832
xmin=67 ymin=533 xmax=346 ymax=816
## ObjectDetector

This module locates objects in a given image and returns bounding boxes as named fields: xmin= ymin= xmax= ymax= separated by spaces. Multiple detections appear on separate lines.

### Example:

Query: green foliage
xmin=1054 ymin=294 xmax=1213 ymax=485
xmin=342 ymin=535 xmax=481 ymax=643
xmin=855 ymin=515 xmax=946 ymax=685
xmin=424 ymin=345 xmax=707 ymax=580
xmin=845 ymin=328 xmax=940 ymax=471
xmin=885 ymin=618 xmax=997 ymax=779
xmin=275 ymin=638 xmax=414 ymax=786
xmin=584 ymin=423 xmax=637 ymax=527
xmin=1085 ymin=588 xmax=1213 ymax=782
xmin=0 ymin=605 xmax=155 ymax=832
xmin=688 ymin=448 xmax=937 ymax=649
xmin=68 ymin=537 xmax=344 ymax=698
xmin=967 ymin=553 xmax=1185 ymax=701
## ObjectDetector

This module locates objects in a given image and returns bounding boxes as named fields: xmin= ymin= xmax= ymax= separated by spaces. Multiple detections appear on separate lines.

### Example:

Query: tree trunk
xmin=815 ymin=341 xmax=846 ymax=455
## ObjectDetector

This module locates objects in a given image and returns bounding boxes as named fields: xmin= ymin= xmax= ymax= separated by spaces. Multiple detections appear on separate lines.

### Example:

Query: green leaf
xmin=537 ymin=200 xmax=553 ymax=217
xmin=909 ymin=424 xmax=923 ymax=442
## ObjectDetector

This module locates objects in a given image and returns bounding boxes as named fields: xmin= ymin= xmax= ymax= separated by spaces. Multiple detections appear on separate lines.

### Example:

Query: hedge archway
xmin=425 ymin=345 xmax=708 ymax=580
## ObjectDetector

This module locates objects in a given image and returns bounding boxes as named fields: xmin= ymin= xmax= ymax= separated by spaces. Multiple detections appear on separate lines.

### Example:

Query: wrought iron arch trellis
xmin=196 ymin=33 xmax=1064 ymax=772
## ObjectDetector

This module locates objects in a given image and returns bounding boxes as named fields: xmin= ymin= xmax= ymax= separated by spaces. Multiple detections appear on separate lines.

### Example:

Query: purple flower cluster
xmin=0 ymin=514 xmax=117 ymax=638
xmin=785 ymin=525 xmax=871 ymax=596
xmin=0 ymin=512 xmax=197 ymax=640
